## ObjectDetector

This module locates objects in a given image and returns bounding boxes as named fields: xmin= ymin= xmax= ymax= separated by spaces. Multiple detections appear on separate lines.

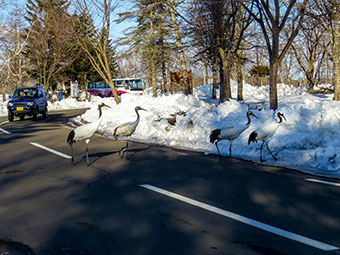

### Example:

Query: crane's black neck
xmin=135 ymin=108 xmax=140 ymax=122
xmin=98 ymin=105 xmax=105 ymax=118
xmin=246 ymin=112 xmax=252 ymax=125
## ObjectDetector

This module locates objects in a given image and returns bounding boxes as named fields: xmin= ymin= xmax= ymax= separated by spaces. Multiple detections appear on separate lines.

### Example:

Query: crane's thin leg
xmin=86 ymin=143 xmax=90 ymax=165
xmin=260 ymin=141 xmax=265 ymax=162
xmin=215 ymin=141 xmax=222 ymax=162
xmin=70 ymin=144 xmax=74 ymax=165
xmin=125 ymin=140 xmax=129 ymax=159
xmin=229 ymin=141 xmax=233 ymax=157
xmin=119 ymin=140 xmax=129 ymax=158
xmin=266 ymin=142 xmax=279 ymax=160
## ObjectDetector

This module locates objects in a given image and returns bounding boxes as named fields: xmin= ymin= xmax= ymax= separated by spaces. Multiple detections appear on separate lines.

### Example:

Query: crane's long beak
xmin=248 ymin=111 xmax=258 ymax=119
xmin=140 ymin=107 xmax=147 ymax=111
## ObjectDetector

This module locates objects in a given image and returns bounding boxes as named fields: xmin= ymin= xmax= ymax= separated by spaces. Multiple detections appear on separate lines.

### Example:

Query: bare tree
xmin=166 ymin=0 xmax=192 ymax=95
xmin=314 ymin=0 xmax=340 ymax=100
xmin=243 ymin=0 xmax=309 ymax=110
xmin=189 ymin=0 xmax=252 ymax=103
xmin=291 ymin=16 xmax=329 ymax=89
xmin=0 ymin=4 xmax=33 ymax=97
xmin=74 ymin=0 xmax=120 ymax=104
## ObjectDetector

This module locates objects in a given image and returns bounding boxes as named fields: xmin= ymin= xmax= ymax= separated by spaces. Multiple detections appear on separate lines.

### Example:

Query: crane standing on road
xmin=210 ymin=110 xmax=258 ymax=162
xmin=67 ymin=103 xmax=110 ymax=165
xmin=113 ymin=106 xmax=147 ymax=158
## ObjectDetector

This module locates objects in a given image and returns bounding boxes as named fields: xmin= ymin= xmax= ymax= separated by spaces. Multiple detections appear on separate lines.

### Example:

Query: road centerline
xmin=140 ymin=184 xmax=339 ymax=252
xmin=30 ymin=142 xmax=72 ymax=159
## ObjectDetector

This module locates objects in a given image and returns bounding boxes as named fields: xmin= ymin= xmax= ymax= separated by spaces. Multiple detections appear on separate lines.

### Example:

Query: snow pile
xmin=1 ymin=83 xmax=340 ymax=178
xmin=47 ymin=98 xmax=92 ymax=111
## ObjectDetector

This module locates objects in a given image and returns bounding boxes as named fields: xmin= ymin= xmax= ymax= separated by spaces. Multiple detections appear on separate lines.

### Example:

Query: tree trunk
xmin=236 ymin=52 xmax=244 ymax=101
xmin=269 ymin=60 xmax=279 ymax=110
xmin=218 ymin=47 xmax=232 ymax=103
xmin=107 ymin=80 xmax=120 ymax=103
xmin=149 ymin=10 xmax=157 ymax=97
xmin=168 ymin=1 xmax=191 ymax=95
xmin=162 ymin=60 xmax=167 ymax=93
xmin=332 ymin=13 xmax=340 ymax=100
xmin=150 ymin=56 xmax=157 ymax=97
xmin=84 ymin=73 xmax=89 ymax=101
xmin=212 ymin=60 xmax=218 ymax=99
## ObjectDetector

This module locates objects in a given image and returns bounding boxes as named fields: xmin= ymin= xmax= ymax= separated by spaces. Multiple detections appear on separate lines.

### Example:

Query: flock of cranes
xmin=66 ymin=103 xmax=286 ymax=165
xmin=210 ymin=111 xmax=286 ymax=162
xmin=67 ymin=105 xmax=146 ymax=165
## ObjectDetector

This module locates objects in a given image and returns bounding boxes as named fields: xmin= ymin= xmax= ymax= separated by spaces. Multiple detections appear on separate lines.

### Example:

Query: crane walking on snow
xmin=113 ymin=106 xmax=147 ymax=158
xmin=210 ymin=110 xmax=258 ymax=162
xmin=248 ymin=112 xmax=286 ymax=162
xmin=67 ymin=102 xmax=110 ymax=165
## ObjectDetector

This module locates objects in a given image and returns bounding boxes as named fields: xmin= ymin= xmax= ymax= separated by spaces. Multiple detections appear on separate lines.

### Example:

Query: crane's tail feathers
xmin=67 ymin=130 xmax=75 ymax=145
xmin=248 ymin=131 xmax=258 ymax=145
xmin=209 ymin=129 xmax=221 ymax=143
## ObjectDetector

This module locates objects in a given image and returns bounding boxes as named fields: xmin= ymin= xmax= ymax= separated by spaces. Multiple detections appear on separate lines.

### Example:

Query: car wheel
xmin=32 ymin=107 xmax=38 ymax=120
xmin=42 ymin=106 xmax=48 ymax=119
xmin=8 ymin=111 xmax=14 ymax=122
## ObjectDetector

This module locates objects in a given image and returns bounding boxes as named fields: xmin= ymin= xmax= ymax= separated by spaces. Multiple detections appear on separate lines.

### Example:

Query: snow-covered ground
xmin=1 ymin=81 xmax=340 ymax=179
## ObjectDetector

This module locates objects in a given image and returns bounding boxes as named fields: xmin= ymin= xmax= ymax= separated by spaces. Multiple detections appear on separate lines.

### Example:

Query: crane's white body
xmin=210 ymin=111 xmax=257 ymax=161
xmin=219 ymin=122 xmax=251 ymax=141
xmin=113 ymin=106 xmax=146 ymax=158
xmin=73 ymin=116 xmax=104 ymax=143
xmin=114 ymin=118 xmax=140 ymax=138
xmin=248 ymin=112 xmax=286 ymax=161
xmin=252 ymin=121 xmax=281 ymax=142
xmin=67 ymin=103 xmax=110 ymax=165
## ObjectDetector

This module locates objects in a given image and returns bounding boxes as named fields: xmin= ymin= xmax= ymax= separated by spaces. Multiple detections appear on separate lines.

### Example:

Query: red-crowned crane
xmin=113 ymin=106 xmax=147 ymax=158
xmin=248 ymin=112 xmax=286 ymax=161
xmin=210 ymin=110 xmax=258 ymax=161
xmin=67 ymin=102 xmax=110 ymax=165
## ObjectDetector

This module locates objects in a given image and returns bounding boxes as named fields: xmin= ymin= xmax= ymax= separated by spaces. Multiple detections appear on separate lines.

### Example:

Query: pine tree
xmin=24 ymin=0 xmax=79 ymax=90
xmin=118 ymin=0 xmax=172 ymax=97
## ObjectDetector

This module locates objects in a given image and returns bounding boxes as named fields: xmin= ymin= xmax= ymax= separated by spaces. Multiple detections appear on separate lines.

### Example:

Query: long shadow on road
xmin=37 ymin=145 xmax=340 ymax=255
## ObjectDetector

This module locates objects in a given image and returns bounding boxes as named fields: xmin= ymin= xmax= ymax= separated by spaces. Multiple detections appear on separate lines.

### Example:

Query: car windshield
xmin=13 ymin=88 xmax=38 ymax=98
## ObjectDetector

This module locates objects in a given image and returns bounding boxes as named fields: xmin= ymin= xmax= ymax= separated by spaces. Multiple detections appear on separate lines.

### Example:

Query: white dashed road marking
xmin=306 ymin=178 xmax=340 ymax=187
xmin=140 ymin=184 xmax=339 ymax=252
xmin=0 ymin=127 xmax=12 ymax=135
xmin=0 ymin=121 xmax=12 ymax=134
xmin=30 ymin=142 xmax=72 ymax=159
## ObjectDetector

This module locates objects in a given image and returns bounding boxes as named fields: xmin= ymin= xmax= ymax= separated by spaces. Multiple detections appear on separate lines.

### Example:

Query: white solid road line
xmin=30 ymin=142 xmax=72 ymax=159
xmin=0 ymin=127 xmax=12 ymax=135
xmin=140 ymin=184 xmax=339 ymax=252
xmin=306 ymin=178 xmax=340 ymax=187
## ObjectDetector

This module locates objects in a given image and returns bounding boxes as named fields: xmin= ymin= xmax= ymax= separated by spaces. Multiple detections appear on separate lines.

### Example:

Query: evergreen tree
xmin=118 ymin=0 xmax=172 ymax=97
xmin=23 ymin=0 xmax=79 ymax=90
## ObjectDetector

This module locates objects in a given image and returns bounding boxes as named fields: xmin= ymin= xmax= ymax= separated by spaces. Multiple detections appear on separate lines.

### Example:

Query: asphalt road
xmin=0 ymin=110 xmax=340 ymax=255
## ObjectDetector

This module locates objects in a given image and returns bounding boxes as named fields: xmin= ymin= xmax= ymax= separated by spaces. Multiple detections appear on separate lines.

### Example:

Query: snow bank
xmin=1 ymin=83 xmax=340 ymax=178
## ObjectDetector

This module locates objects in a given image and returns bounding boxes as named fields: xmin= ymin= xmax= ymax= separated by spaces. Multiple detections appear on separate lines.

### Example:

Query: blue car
xmin=7 ymin=87 xmax=48 ymax=121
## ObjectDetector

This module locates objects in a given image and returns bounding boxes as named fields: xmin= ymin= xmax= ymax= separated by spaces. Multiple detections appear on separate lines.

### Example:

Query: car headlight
xmin=27 ymin=101 xmax=35 ymax=106
xmin=8 ymin=102 xmax=13 ymax=107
